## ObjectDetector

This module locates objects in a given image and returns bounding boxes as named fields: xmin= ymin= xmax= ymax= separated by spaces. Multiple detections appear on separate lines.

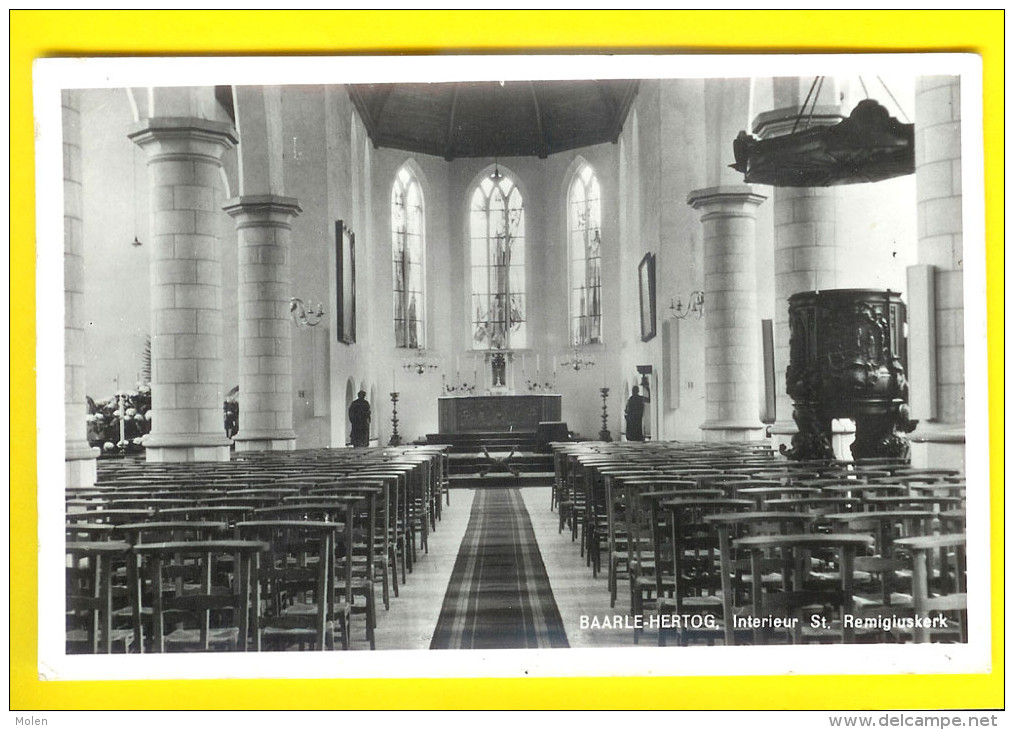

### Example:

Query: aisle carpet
xmin=430 ymin=488 xmax=569 ymax=650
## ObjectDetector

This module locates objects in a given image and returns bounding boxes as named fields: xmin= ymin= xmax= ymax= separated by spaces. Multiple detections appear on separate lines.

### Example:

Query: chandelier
xmin=670 ymin=291 xmax=704 ymax=320
xmin=561 ymin=349 xmax=595 ymax=371
xmin=290 ymin=298 xmax=325 ymax=327
xmin=403 ymin=349 xmax=439 ymax=375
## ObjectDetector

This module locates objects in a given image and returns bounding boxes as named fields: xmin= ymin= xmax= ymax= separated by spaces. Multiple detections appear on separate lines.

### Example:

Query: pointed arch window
xmin=470 ymin=171 xmax=526 ymax=350
xmin=569 ymin=163 xmax=602 ymax=345
xmin=392 ymin=166 xmax=425 ymax=348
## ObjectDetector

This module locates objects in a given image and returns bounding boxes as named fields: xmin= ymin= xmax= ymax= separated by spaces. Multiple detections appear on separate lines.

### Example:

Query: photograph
xmin=13 ymin=11 xmax=1001 ymax=715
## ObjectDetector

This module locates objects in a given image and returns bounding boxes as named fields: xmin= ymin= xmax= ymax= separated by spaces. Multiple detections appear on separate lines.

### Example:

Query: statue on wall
xmin=348 ymin=390 xmax=371 ymax=448
xmin=624 ymin=385 xmax=647 ymax=442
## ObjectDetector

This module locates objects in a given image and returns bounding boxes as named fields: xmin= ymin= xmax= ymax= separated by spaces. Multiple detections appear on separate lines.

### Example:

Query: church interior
xmin=59 ymin=71 xmax=971 ymax=656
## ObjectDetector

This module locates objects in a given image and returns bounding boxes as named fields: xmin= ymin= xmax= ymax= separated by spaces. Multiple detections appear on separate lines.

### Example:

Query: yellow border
xmin=11 ymin=9 xmax=1004 ymax=710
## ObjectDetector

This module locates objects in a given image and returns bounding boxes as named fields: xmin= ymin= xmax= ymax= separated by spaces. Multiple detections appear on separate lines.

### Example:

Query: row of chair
xmin=550 ymin=440 xmax=967 ymax=647
xmin=65 ymin=445 xmax=450 ymax=654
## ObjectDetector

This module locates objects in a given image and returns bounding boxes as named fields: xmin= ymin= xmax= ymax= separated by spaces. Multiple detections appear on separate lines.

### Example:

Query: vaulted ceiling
xmin=346 ymin=80 xmax=639 ymax=161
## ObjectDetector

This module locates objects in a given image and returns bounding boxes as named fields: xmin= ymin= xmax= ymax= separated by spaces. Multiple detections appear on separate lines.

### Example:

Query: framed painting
xmin=638 ymin=252 xmax=656 ymax=342
xmin=336 ymin=219 xmax=356 ymax=344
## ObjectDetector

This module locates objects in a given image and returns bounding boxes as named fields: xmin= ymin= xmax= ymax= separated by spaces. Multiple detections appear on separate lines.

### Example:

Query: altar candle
xmin=456 ymin=355 xmax=460 ymax=372
xmin=553 ymin=355 xmax=557 ymax=374
xmin=536 ymin=354 xmax=540 ymax=374
xmin=392 ymin=369 xmax=397 ymax=392
xmin=522 ymin=353 xmax=526 ymax=375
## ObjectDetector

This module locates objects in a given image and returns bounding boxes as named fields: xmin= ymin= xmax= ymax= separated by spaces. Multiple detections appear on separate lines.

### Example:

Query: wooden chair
xmin=732 ymin=533 xmax=874 ymax=644
xmin=157 ymin=504 xmax=257 ymax=527
xmin=113 ymin=520 xmax=231 ymax=651
xmin=256 ymin=499 xmax=375 ymax=649
xmin=355 ymin=469 xmax=408 ymax=590
xmin=654 ymin=497 xmax=752 ymax=645
xmin=66 ymin=507 xmax=157 ymax=525
xmin=303 ymin=480 xmax=392 ymax=611
xmin=66 ymin=523 xmax=118 ymax=542
xmin=132 ymin=539 xmax=268 ymax=652
xmin=702 ymin=511 xmax=818 ymax=646
xmin=824 ymin=510 xmax=938 ymax=610
xmin=594 ymin=468 xmax=657 ymax=581
xmin=236 ymin=520 xmax=350 ymax=650
xmin=66 ymin=541 xmax=135 ymax=654
xmin=894 ymin=533 xmax=967 ymax=643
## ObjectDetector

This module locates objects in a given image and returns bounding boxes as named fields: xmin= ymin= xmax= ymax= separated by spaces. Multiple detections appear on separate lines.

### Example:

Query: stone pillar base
xmin=144 ymin=433 xmax=232 ymax=463
xmin=700 ymin=420 xmax=767 ymax=442
xmin=65 ymin=442 xmax=99 ymax=488
xmin=233 ymin=434 xmax=297 ymax=452
xmin=909 ymin=423 xmax=966 ymax=472
xmin=766 ymin=419 xmax=857 ymax=459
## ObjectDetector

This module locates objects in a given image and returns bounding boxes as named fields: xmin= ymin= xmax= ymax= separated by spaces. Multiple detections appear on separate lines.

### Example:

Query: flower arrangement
xmin=86 ymin=385 xmax=152 ymax=455
xmin=441 ymin=373 xmax=477 ymax=395
xmin=524 ymin=378 xmax=557 ymax=394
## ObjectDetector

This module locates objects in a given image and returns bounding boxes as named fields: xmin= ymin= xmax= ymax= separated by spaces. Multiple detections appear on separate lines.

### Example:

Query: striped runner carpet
xmin=430 ymin=488 xmax=569 ymax=650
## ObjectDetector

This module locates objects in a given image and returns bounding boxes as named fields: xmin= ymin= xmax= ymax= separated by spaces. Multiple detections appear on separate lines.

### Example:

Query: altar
xmin=437 ymin=394 xmax=562 ymax=434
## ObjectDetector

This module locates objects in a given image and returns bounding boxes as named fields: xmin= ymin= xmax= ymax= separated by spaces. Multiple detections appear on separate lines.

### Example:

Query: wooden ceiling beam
xmin=528 ymin=82 xmax=549 ymax=159
xmin=608 ymin=81 xmax=640 ymax=143
xmin=593 ymin=80 xmax=619 ymax=118
xmin=371 ymin=85 xmax=395 ymax=125
xmin=443 ymin=85 xmax=461 ymax=161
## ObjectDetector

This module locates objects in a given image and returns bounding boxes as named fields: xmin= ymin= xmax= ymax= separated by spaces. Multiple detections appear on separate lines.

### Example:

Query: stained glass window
xmin=392 ymin=166 xmax=425 ymax=348
xmin=470 ymin=171 xmax=526 ymax=350
xmin=569 ymin=164 xmax=602 ymax=345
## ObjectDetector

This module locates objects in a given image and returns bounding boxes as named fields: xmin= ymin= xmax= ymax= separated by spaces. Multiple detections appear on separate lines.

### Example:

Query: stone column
xmin=63 ymin=91 xmax=99 ymax=487
xmin=753 ymin=94 xmax=847 ymax=449
xmin=128 ymin=118 xmax=237 ymax=462
xmin=908 ymin=76 xmax=965 ymax=469
xmin=688 ymin=185 xmax=767 ymax=441
xmin=223 ymin=195 xmax=301 ymax=451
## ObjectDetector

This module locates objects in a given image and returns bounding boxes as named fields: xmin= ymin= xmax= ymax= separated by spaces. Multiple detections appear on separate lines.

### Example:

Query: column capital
xmin=687 ymin=185 xmax=767 ymax=216
xmin=128 ymin=116 xmax=238 ymax=159
xmin=223 ymin=194 xmax=302 ymax=228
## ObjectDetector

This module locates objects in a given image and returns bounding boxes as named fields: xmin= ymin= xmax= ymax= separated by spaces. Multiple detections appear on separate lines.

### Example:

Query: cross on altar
xmin=478 ymin=445 xmax=521 ymax=478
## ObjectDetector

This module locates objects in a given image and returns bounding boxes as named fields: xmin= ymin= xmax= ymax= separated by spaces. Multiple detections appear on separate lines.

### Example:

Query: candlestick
xmin=388 ymin=391 xmax=402 ymax=446
xmin=118 ymin=392 xmax=126 ymax=448
xmin=598 ymin=387 xmax=612 ymax=442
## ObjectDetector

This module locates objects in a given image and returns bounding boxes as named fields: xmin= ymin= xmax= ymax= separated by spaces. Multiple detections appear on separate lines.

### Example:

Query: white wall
xmin=74 ymin=78 xmax=920 ymax=449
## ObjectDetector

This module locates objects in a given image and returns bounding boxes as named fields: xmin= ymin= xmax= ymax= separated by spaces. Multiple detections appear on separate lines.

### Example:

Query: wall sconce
xmin=636 ymin=364 xmax=653 ymax=401
xmin=670 ymin=291 xmax=704 ymax=320
xmin=290 ymin=298 xmax=325 ymax=327
xmin=561 ymin=349 xmax=595 ymax=371
xmin=403 ymin=349 xmax=439 ymax=375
